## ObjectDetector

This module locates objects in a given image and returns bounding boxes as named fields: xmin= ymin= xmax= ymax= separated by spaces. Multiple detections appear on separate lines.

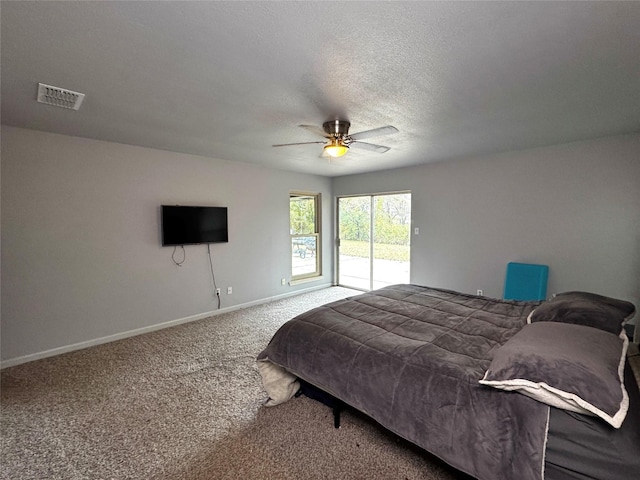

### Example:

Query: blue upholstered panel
xmin=503 ymin=262 xmax=549 ymax=301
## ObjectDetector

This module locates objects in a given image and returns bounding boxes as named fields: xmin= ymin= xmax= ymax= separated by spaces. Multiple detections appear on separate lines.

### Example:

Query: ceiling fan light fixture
xmin=324 ymin=141 xmax=349 ymax=157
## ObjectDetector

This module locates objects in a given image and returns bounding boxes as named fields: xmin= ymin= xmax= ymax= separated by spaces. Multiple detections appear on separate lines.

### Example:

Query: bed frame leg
xmin=296 ymin=380 xmax=345 ymax=429
xmin=333 ymin=405 xmax=342 ymax=428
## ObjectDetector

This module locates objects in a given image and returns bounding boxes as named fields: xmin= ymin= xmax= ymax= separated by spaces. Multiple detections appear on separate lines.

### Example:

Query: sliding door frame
xmin=336 ymin=190 xmax=411 ymax=291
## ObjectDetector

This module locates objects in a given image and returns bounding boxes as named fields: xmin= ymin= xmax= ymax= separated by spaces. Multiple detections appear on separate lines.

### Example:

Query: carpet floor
xmin=1 ymin=287 xmax=469 ymax=480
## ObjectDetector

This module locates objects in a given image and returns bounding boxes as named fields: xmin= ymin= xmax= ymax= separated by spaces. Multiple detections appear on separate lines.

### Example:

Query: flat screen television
xmin=161 ymin=205 xmax=228 ymax=246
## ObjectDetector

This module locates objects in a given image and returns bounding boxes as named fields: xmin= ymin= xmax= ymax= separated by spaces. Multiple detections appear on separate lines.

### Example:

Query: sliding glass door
xmin=337 ymin=193 xmax=411 ymax=291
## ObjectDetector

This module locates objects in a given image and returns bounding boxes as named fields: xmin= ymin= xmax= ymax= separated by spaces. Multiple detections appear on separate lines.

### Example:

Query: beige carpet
xmin=1 ymin=287 xmax=469 ymax=480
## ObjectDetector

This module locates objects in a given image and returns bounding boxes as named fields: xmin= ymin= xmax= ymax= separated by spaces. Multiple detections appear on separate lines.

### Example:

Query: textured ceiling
xmin=2 ymin=1 xmax=639 ymax=177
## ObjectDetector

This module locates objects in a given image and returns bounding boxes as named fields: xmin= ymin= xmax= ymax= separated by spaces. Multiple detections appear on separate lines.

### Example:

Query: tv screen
xmin=161 ymin=205 xmax=228 ymax=246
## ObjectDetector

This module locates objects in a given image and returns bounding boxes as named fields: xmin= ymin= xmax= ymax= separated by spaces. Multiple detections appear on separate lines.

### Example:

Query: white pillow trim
xmin=526 ymin=308 xmax=535 ymax=324
xmin=540 ymin=407 xmax=550 ymax=480
xmin=480 ymin=331 xmax=629 ymax=429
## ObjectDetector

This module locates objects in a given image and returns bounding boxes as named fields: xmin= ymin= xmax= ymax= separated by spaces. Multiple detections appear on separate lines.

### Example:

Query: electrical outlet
xmin=477 ymin=289 xmax=483 ymax=296
xmin=281 ymin=278 xmax=286 ymax=286
xmin=227 ymin=286 xmax=233 ymax=295
xmin=216 ymin=288 xmax=221 ymax=296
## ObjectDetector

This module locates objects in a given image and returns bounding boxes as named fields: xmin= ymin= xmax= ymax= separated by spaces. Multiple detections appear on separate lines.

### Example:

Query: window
xmin=290 ymin=192 xmax=321 ymax=281
xmin=337 ymin=192 xmax=411 ymax=290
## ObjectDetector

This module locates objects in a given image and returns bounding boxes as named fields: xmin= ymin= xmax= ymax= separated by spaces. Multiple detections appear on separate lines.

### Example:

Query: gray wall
xmin=1 ymin=126 xmax=333 ymax=364
xmin=3 ymin=127 xmax=639 ymax=365
xmin=334 ymin=133 xmax=640 ymax=308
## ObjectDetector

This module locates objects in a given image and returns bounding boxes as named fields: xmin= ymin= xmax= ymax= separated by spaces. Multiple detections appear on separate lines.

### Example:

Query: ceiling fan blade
xmin=349 ymin=125 xmax=398 ymax=141
xmin=299 ymin=124 xmax=330 ymax=138
xmin=272 ymin=141 xmax=326 ymax=147
xmin=350 ymin=141 xmax=390 ymax=153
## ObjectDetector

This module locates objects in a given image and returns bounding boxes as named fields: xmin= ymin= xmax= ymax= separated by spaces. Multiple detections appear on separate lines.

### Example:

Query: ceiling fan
xmin=273 ymin=120 xmax=398 ymax=158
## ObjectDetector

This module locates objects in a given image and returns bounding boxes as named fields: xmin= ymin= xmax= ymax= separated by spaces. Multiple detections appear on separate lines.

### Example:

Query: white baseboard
xmin=0 ymin=283 xmax=333 ymax=369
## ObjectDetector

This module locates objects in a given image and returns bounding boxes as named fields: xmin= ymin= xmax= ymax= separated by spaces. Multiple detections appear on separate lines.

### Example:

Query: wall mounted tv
xmin=161 ymin=205 xmax=228 ymax=246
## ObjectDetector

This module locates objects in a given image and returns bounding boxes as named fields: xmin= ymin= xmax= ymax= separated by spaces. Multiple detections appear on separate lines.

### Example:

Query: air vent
xmin=37 ymin=83 xmax=85 ymax=110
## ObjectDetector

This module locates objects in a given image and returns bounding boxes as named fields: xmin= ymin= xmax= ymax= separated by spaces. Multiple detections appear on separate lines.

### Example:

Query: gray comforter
xmin=257 ymin=284 xmax=548 ymax=480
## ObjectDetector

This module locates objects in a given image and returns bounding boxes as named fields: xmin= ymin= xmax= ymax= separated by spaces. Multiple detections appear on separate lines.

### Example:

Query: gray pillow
xmin=527 ymin=291 xmax=635 ymax=335
xmin=480 ymin=322 xmax=629 ymax=428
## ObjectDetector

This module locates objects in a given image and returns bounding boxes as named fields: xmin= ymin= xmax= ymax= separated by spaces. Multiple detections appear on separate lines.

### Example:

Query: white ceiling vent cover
xmin=37 ymin=83 xmax=85 ymax=110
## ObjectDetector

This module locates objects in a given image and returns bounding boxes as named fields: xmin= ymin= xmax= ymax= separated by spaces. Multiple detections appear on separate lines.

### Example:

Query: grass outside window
xmin=340 ymin=240 xmax=409 ymax=262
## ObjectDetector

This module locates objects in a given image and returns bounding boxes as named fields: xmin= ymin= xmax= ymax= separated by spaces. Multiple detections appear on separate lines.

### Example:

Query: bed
xmin=257 ymin=284 xmax=639 ymax=480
